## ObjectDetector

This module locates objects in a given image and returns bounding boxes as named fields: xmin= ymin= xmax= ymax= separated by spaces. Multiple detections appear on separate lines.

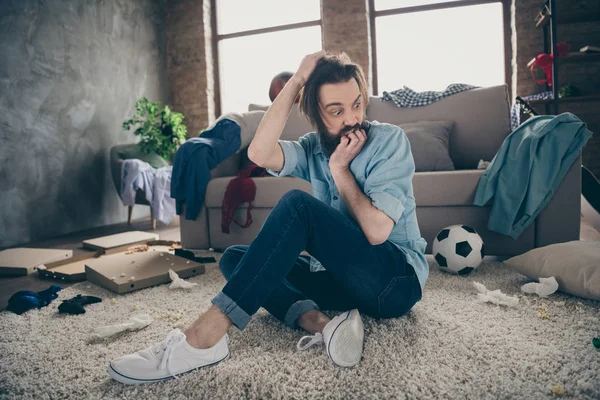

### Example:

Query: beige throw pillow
xmin=504 ymin=240 xmax=600 ymax=301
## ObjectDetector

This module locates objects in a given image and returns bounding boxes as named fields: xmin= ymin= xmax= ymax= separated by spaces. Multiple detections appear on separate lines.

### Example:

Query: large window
xmin=371 ymin=0 xmax=508 ymax=94
xmin=214 ymin=0 xmax=322 ymax=115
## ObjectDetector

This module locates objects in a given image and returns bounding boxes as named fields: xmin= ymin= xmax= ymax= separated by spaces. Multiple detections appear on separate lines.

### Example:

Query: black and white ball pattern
xmin=432 ymin=224 xmax=485 ymax=275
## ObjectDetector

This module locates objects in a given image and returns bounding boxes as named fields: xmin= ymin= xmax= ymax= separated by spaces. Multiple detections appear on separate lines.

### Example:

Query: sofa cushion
xmin=249 ymin=103 xmax=314 ymax=141
xmin=504 ymin=240 xmax=600 ymax=301
xmin=205 ymin=176 xmax=312 ymax=208
xmin=366 ymin=85 xmax=511 ymax=170
xmin=399 ymin=120 xmax=455 ymax=172
xmin=206 ymin=170 xmax=483 ymax=208
xmin=413 ymin=169 xmax=484 ymax=206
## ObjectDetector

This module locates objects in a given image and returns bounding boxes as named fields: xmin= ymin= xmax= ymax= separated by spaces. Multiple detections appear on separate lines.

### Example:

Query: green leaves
xmin=122 ymin=97 xmax=188 ymax=162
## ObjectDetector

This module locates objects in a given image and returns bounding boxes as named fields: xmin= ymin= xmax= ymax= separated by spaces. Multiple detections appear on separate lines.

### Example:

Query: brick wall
xmin=514 ymin=0 xmax=600 ymax=176
xmin=203 ymin=0 xmax=216 ymax=126
xmin=321 ymin=0 xmax=371 ymax=90
xmin=165 ymin=0 xmax=373 ymax=133
xmin=166 ymin=0 xmax=214 ymax=138
xmin=166 ymin=0 xmax=599 ymax=176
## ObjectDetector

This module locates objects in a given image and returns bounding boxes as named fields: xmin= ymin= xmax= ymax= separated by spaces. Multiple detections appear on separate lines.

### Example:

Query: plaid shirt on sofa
xmin=381 ymin=83 xmax=478 ymax=108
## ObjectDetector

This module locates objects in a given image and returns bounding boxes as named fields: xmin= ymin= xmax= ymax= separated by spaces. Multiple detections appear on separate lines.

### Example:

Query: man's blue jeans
xmin=212 ymin=190 xmax=422 ymax=330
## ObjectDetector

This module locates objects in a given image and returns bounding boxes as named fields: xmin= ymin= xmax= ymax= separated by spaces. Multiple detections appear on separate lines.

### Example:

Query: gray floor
xmin=1 ymin=214 xmax=599 ymax=311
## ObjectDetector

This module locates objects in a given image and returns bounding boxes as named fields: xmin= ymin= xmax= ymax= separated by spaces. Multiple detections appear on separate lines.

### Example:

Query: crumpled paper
xmin=473 ymin=282 xmax=519 ymax=307
xmin=521 ymin=276 xmax=559 ymax=298
xmin=92 ymin=314 xmax=154 ymax=338
xmin=169 ymin=269 xmax=198 ymax=289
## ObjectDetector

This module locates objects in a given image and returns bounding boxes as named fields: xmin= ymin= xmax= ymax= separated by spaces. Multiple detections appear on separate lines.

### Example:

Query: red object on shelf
xmin=530 ymin=42 xmax=572 ymax=86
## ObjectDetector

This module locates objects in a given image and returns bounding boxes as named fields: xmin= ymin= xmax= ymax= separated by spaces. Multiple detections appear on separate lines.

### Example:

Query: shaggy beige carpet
xmin=0 ymin=252 xmax=599 ymax=400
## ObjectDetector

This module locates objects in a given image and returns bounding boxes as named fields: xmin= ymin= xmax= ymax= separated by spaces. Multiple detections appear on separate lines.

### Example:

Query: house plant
xmin=122 ymin=97 xmax=187 ymax=162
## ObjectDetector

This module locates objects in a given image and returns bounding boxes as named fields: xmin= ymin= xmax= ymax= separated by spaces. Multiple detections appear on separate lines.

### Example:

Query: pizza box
xmin=37 ymin=249 xmax=101 ymax=282
xmin=0 ymin=248 xmax=73 ymax=276
xmin=85 ymin=246 xmax=205 ymax=294
xmin=82 ymin=231 xmax=159 ymax=255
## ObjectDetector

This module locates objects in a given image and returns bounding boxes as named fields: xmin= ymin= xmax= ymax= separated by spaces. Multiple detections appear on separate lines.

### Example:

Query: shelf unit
xmin=527 ymin=52 xmax=600 ymax=67
xmin=535 ymin=10 xmax=600 ymax=27
xmin=532 ymin=0 xmax=600 ymax=114
xmin=529 ymin=94 xmax=600 ymax=105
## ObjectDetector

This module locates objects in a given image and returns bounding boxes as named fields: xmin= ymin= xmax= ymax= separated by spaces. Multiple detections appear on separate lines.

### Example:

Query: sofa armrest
xmin=180 ymin=205 xmax=210 ymax=249
xmin=534 ymin=153 xmax=581 ymax=248
xmin=179 ymin=152 xmax=241 ymax=250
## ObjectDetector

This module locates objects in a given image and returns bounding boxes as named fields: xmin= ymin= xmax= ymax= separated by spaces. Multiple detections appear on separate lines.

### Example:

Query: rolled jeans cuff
xmin=211 ymin=291 xmax=252 ymax=330
xmin=284 ymin=299 xmax=320 ymax=329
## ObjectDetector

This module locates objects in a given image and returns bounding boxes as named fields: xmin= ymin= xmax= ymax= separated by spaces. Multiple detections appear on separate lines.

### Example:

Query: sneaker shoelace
xmin=152 ymin=330 xmax=186 ymax=380
xmin=296 ymin=332 xmax=324 ymax=351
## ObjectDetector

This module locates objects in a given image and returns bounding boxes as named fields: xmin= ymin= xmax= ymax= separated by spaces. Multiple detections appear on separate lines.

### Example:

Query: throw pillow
xmin=396 ymin=120 xmax=456 ymax=172
xmin=117 ymin=144 xmax=169 ymax=169
xmin=503 ymin=240 xmax=600 ymax=301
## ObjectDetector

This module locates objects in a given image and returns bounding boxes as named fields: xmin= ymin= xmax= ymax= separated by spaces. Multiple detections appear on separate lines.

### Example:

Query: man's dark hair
xmin=273 ymin=72 xmax=293 ymax=82
xmin=299 ymin=52 xmax=369 ymax=133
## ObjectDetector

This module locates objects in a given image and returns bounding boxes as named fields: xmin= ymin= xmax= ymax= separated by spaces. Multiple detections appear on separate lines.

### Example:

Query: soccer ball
xmin=432 ymin=225 xmax=485 ymax=275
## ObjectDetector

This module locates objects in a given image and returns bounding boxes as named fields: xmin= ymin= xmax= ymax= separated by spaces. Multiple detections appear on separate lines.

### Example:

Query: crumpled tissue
xmin=169 ymin=269 xmax=198 ymax=289
xmin=521 ymin=276 xmax=559 ymax=298
xmin=92 ymin=314 xmax=154 ymax=338
xmin=473 ymin=282 xmax=519 ymax=307
xmin=477 ymin=159 xmax=490 ymax=169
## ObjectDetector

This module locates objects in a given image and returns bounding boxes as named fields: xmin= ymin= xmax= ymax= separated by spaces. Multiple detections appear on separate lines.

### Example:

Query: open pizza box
xmin=34 ymin=231 xmax=161 ymax=282
xmin=0 ymin=248 xmax=73 ymax=276
xmin=37 ymin=249 xmax=101 ymax=282
xmin=15 ymin=231 xmax=213 ymax=293
xmin=85 ymin=244 xmax=206 ymax=294
xmin=82 ymin=231 xmax=160 ymax=255
xmin=81 ymin=231 xmax=210 ymax=294
xmin=36 ymin=241 xmax=209 ymax=287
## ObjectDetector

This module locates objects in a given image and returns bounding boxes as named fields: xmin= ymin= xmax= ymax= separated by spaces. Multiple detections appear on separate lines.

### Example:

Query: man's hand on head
xmin=329 ymin=128 xmax=367 ymax=173
xmin=291 ymin=50 xmax=326 ymax=88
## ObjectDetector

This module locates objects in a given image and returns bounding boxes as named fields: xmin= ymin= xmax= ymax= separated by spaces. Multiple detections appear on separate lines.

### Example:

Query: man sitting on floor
xmin=108 ymin=51 xmax=428 ymax=384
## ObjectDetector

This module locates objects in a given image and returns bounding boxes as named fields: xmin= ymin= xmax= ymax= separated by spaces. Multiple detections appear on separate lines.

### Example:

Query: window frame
xmin=367 ymin=0 xmax=512 ymax=95
xmin=211 ymin=0 xmax=322 ymax=117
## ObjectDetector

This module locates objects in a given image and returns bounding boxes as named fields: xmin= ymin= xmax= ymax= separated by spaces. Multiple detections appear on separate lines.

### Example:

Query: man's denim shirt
xmin=267 ymin=120 xmax=429 ymax=292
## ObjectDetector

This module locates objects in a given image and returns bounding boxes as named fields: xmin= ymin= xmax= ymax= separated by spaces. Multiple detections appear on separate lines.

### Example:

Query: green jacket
xmin=474 ymin=112 xmax=592 ymax=239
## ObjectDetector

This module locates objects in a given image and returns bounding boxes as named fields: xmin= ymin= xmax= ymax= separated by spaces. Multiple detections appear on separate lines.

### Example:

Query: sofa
xmin=179 ymin=84 xmax=581 ymax=256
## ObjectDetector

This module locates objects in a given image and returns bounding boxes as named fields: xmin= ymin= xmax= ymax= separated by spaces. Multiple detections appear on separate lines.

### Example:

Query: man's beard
xmin=318 ymin=121 xmax=369 ymax=158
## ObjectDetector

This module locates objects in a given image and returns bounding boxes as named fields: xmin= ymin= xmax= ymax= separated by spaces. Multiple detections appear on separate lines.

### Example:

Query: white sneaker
xmin=108 ymin=329 xmax=229 ymax=384
xmin=297 ymin=309 xmax=364 ymax=367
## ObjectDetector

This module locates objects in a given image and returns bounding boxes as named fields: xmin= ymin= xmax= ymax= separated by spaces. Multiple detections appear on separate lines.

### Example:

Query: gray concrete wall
xmin=0 ymin=0 xmax=168 ymax=248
